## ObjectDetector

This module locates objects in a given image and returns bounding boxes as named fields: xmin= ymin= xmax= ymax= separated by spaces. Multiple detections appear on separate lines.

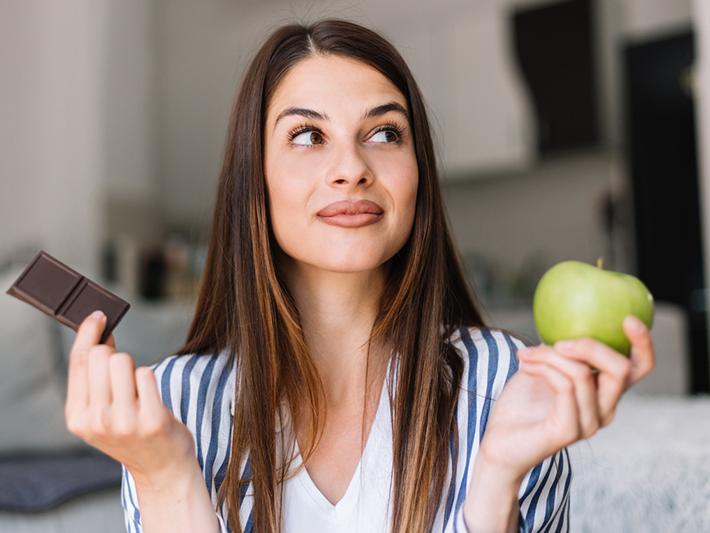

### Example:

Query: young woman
xmin=64 ymin=18 xmax=656 ymax=533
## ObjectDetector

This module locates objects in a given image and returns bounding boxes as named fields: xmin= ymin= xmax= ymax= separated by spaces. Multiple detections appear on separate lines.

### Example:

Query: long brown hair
xmin=174 ymin=18 xmax=501 ymax=532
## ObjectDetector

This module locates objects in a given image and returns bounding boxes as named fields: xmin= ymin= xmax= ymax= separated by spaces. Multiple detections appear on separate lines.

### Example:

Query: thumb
xmin=70 ymin=311 xmax=111 ymax=360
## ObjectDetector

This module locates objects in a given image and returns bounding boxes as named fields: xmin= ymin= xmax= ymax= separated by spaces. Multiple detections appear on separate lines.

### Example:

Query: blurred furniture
xmin=486 ymin=300 xmax=690 ymax=395
xmin=0 ymin=263 xmax=193 ymax=533
xmin=490 ymin=299 xmax=710 ymax=531
xmin=623 ymin=29 xmax=709 ymax=393
xmin=383 ymin=2 xmax=535 ymax=180
xmin=567 ymin=393 xmax=710 ymax=532
xmin=511 ymin=0 xmax=598 ymax=154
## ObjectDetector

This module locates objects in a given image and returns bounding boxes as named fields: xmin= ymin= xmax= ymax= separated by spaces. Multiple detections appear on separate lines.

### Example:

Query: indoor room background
xmin=1 ymin=0 xmax=709 ymax=531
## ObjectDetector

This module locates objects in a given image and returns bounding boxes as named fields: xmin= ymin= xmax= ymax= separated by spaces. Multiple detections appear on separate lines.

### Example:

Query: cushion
xmin=568 ymin=394 xmax=710 ymax=530
xmin=0 ymin=487 xmax=125 ymax=533
xmin=0 ymin=266 xmax=87 ymax=455
xmin=0 ymin=448 xmax=121 ymax=512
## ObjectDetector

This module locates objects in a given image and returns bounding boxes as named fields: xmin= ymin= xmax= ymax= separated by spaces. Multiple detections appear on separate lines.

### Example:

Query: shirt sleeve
xmin=450 ymin=327 xmax=572 ymax=532
xmin=118 ymin=358 xmax=163 ymax=533
xmin=451 ymin=447 xmax=571 ymax=532
xmin=120 ymin=464 xmax=231 ymax=533
xmin=120 ymin=463 xmax=142 ymax=533
xmin=506 ymin=330 xmax=573 ymax=531
xmin=118 ymin=355 xmax=233 ymax=533
xmin=517 ymin=447 xmax=572 ymax=531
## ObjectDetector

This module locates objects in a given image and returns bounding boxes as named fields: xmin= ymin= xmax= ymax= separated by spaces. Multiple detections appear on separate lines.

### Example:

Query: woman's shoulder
xmin=448 ymin=324 xmax=533 ymax=351
xmin=148 ymin=349 xmax=237 ymax=424
xmin=447 ymin=324 xmax=533 ymax=400
xmin=149 ymin=348 xmax=235 ymax=376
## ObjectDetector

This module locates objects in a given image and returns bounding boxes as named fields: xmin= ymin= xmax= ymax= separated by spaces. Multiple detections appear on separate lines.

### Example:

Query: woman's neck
xmin=281 ymin=259 xmax=389 ymax=408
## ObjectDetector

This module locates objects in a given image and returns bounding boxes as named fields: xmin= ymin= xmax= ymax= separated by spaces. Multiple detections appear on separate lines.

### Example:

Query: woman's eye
xmin=287 ymin=125 xmax=403 ymax=148
xmin=370 ymin=128 xmax=399 ymax=144
xmin=291 ymin=130 xmax=323 ymax=147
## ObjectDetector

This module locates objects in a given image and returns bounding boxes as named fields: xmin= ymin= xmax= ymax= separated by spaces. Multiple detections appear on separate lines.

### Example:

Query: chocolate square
xmin=6 ymin=250 xmax=130 ymax=345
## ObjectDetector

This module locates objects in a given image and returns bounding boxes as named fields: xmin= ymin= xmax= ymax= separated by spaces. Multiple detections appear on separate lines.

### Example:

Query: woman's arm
xmin=130 ymin=459 xmax=221 ymax=533
xmin=461 ymin=451 xmax=522 ymax=533
xmin=63 ymin=313 xmax=225 ymax=533
xmin=460 ymin=447 xmax=571 ymax=533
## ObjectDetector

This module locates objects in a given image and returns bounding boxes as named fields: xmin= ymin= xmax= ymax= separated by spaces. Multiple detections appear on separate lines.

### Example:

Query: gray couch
xmin=0 ymin=264 xmax=194 ymax=533
xmin=566 ymin=393 xmax=710 ymax=532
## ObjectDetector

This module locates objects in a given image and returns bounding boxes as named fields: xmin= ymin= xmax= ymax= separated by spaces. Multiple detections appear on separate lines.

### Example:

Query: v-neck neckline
xmin=290 ymin=357 xmax=392 ymax=518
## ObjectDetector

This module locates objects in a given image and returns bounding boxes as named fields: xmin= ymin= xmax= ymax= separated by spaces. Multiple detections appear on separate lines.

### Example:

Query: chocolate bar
xmin=5 ymin=250 xmax=130 ymax=344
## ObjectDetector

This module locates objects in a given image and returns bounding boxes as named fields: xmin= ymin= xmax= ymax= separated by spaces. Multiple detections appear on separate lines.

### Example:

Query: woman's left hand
xmin=476 ymin=314 xmax=656 ymax=484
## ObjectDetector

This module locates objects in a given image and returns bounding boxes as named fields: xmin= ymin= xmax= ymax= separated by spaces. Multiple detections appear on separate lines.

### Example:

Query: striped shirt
xmin=121 ymin=325 xmax=572 ymax=532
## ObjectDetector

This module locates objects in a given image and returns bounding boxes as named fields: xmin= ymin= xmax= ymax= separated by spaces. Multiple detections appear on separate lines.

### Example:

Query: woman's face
xmin=263 ymin=54 xmax=418 ymax=275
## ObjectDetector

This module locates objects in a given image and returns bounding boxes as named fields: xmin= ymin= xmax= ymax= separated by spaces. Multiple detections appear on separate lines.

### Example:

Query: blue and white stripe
xmin=121 ymin=326 xmax=572 ymax=532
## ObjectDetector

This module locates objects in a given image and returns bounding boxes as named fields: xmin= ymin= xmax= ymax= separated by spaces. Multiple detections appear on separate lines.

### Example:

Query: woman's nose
xmin=328 ymin=143 xmax=374 ymax=187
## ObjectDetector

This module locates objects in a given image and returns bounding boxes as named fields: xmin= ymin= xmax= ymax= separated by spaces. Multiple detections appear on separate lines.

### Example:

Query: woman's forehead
xmin=267 ymin=56 xmax=407 ymax=123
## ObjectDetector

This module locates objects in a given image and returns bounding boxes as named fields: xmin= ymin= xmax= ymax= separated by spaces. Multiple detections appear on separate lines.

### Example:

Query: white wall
xmin=441 ymin=150 xmax=630 ymax=291
xmin=151 ymin=0 xmax=694 ymax=217
xmin=151 ymin=0 xmax=536 ymax=225
xmin=0 ymin=0 xmax=158 ymax=279
xmin=622 ymin=0 xmax=693 ymax=40
xmin=142 ymin=0 xmax=670 ymax=295
xmin=154 ymin=0 xmax=263 ymax=226
xmin=103 ymin=1 xmax=159 ymax=205
xmin=1 ymin=0 xmax=696 ymax=278
xmin=0 ymin=0 xmax=109 ymax=277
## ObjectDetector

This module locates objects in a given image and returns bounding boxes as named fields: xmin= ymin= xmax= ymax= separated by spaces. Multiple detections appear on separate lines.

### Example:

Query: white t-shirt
xmin=121 ymin=326 xmax=572 ymax=532
xmin=278 ymin=356 xmax=393 ymax=532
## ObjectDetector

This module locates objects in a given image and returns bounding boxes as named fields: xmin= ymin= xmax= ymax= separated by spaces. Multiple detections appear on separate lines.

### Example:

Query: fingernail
xmin=555 ymin=340 xmax=575 ymax=351
xmin=625 ymin=316 xmax=644 ymax=333
xmin=89 ymin=310 xmax=106 ymax=321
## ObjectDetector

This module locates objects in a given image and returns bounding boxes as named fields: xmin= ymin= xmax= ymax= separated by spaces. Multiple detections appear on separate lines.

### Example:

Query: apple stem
xmin=597 ymin=256 xmax=604 ymax=269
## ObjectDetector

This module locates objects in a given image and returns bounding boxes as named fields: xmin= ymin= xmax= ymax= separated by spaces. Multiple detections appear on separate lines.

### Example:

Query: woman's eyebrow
xmin=273 ymin=101 xmax=408 ymax=131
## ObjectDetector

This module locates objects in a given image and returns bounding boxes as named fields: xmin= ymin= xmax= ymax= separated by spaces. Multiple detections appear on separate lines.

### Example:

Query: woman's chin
xmin=312 ymin=254 xmax=387 ymax=274
xmin=279 ymin=245 xmax=397 ymax=274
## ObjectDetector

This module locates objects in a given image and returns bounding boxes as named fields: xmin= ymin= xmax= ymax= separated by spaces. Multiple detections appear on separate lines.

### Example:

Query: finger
xmin=519 ymin=346 xmax=600 ymax=437
xmin=518 ymin=360 xmax=580 ymax=444
xmin=105 ymin=333 xmax=116 ymax=350
xmin=622 ymin=315 xmax=656 ymax=386
xmin=87 ymin=345 xmax=114 ymax=406
xmin=109 ymin=352 xmax=138 ymax=411
xmin=66 ymin=311 xmax=107 ymax=410
xmin=550 ymin=338 xmax=632 ymax=426
xmin=135 ymin=367 xmax=164 ymax=416
xmin=69 ymin=310 xmax=110 ymax=357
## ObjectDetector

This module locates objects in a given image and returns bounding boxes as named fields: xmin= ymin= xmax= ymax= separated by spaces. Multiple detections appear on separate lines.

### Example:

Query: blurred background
xmin=1 ymin=0 xmax=710 ymax=532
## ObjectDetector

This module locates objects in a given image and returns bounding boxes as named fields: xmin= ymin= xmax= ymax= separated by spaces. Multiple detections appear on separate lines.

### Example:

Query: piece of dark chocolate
xmin=5 ymin=250 xmax=130 ymax=344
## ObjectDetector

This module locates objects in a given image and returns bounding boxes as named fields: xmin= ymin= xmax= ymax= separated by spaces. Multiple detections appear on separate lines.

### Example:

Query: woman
xmin=64 ymin=18 xmax=656 ymax=533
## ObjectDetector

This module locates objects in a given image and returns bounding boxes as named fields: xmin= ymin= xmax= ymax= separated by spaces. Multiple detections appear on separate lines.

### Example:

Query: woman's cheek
xmin=272 ymin=194 xmax=320 ymax=260
xmin=269 ymin=207 xmax=300 ymax=259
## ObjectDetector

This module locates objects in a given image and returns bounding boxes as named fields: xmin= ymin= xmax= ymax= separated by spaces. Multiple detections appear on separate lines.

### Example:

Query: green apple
xmin=532 ymin=258 xmax=654 ymax=357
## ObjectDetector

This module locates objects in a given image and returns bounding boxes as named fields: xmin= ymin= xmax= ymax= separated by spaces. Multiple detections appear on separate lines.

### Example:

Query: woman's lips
xmin=317 ymin=212 xmax=384 ymax=228
xmin=316 ymin=199 xmax=384 ymax=217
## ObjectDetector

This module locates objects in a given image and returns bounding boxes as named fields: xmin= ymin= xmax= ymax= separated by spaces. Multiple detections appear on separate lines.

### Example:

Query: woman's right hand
xmin=64 ymin=310 xmax=197 ymax=488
